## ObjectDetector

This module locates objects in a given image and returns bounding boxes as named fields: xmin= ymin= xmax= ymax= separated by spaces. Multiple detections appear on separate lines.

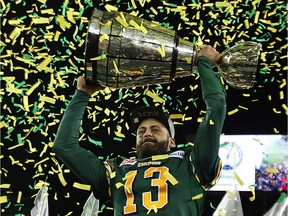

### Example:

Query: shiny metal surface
xmin=84 ymin=8 xmax=261 ymax=90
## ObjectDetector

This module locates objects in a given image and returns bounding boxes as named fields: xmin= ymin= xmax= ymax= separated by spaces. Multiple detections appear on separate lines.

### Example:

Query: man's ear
xmin=168 ymin=137 xmax=176 ymax=149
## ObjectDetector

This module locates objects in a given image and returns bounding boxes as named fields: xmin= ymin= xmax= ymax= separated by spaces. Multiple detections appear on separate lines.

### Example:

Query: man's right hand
xmin=77 ymin=75 xmax=103 ymax=95
xmin=197 ymin=45 xmax=221 ymax=66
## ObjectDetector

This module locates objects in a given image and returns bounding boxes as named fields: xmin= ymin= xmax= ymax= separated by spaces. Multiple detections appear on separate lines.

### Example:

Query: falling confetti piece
xmin=163 ymin=171 xmax=178 ymax=185
xmin=73 ymin=183 xmax=91 ymax=191
xmin=156 ymin=43 xmax=166 ymax=58
xmin=265 ymin=168 xmax=279 ymax=173
xmin=192 ymin=193 xmax=203 ymax=200
xmin=0 ymin=196 xmax=8 ymax=204
xmin=146 ymin=204 xmax=158 ymax=214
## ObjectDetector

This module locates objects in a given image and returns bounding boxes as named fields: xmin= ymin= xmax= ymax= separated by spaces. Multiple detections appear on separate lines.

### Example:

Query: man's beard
xmin=136 ymin=138 xmax=170 ymax=159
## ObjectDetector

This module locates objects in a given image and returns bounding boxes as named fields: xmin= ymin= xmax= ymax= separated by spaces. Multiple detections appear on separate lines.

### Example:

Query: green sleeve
xmin=192 ymin=56 xmax=227 ymax=186
xmin=53 ymin=90 xmax=109 ymax=200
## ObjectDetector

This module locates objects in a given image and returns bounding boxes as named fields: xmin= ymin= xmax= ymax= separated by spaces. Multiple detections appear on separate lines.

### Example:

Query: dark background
xmin=1 ymin=0 xmax=287 ymax=215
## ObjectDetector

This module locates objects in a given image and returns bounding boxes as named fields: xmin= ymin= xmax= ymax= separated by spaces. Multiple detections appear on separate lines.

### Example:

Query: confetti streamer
xmin=156 ymin=43 xmax=166 ymax=58
xmin=81 ymin=192 xmax=99 ymax=216
xmin=213 ymin=187 xmax=244 ymax=216
xmin=73 ymin=183 xmax=91 ymax=191
xmin=192 ymin=193 xmax=203 ymax=200
xmin=163 ymin=171 xmax=178 ymax=185
xmin=146 ymin=204 xmax=158 ymax=214
xmin=0 ymin=196 xmax=8 ymax=204
xmin=30 ymin=184 xmax=49 ymax=216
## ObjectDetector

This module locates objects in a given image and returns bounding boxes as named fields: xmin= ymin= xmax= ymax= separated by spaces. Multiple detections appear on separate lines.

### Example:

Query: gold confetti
xmin=254 ymin=11 xmax=260 ymax=23
xmin=238 ymin=105 xmax=248 ymax=110
xmin=33 ymin=157 xmax=50 ymax=168
xmin=228 ymin=108 xmax=239 ymax=115
xmin=26 ymin=81 xmax=41 ymax=96
xmin=9 ymin=27 xmax=21 ymax=40
xmin=104 ymin=4 xmax=118 ymax=12
xmin=234 ymin=172 xmax=244 ymax=186
xmin=90 ymin=54 xmax=107 ymax=61
xmin=0 ymin=184 xmax=10 ymax=189
xmin=147 ymin=204 xmax=158 ymax=214
xmin=57 ymin=15 xmax=72 ymax=31
xmin=152 ymin=154 xmax=168 ymax=161
xmin=192 ymin=193 xmax=203 ymax=200
xmin=163 ymin=171 xmax=178 ymax=185
xmin=248 ymin=186 xmax=255 ymax=201
xmin=156 ymin=43 xmax=166 ymax=58
xmin=110 ymin=171 xmax=116 ymax=179
xmin=67 ymin=8 xmax=76 ymax=24
xmin=23 ymin=95 xmax=30 ymax=112
xmin=115 ymin=14 xmax=128 ymax=28
xmin=145 ymin=90 xmax=165 ymax=103
xmin=41 ymin=9 xmax=55 ymax=15
xmin=100 ymin=20 xmax=112 ymax=29
xmin=215 ymin=2 xmax=234 ymax=15
xmin=217 ymin=210 xmax=225 ymax=216
xmin=170 ymin=114 xmax=183 ymax=119
xmin=115 ymin=126 xmax=126 ymax=138
xmin=267 ymin=26 xmax=277 ymax=33
xmin=8 ymin=144 xmax=23 ymax=150
xmin=32 ymin=17 xmax=51 ymax=24
xmin=36 ymin=56 xmax=52 ymax=72
xmin=112 ymin=60 xmax=120 ymax=73
xmin=244 ymin=19 xmax=250 ymax=29
xmin=99 ymin=34 xmax=109 ymax=42
xmin=150 ymin=7 xmax=158 ymax=15
xmin=73 ymin=182 xmax=91 ymax=191
xmin=0 ymin=196 xmax=8 ymax=204
xmin=16 ymin=191 xmax=22 ymax=203
xmin=226 ymin=189 xmax=236 ymax=197
xmin=0 ymin=0 xmax=6 ymax=10
xmin=272 ymin=108 xmax=281 ymax=114
xmin=131 ymin=0 xmax=137 ymax=9
xmin=265 ymin=168 xmax=279 ymax=173
xmin=116 ymin=182 xmax=124 ymax=189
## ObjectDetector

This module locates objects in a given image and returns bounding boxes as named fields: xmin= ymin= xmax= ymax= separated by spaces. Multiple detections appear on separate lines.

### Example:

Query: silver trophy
xmin=84 ymin=8 xmax=261 ymax=90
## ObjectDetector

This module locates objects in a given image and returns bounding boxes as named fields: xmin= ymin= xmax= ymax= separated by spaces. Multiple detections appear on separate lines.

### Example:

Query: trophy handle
xmin=217 ymin=41 xmax=261 ymax=90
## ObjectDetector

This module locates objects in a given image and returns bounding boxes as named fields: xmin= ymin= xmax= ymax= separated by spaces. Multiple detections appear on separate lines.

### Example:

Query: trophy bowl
xmin=84 ymin=8 xmax=261 ymax=90
xmin=218 ymin=41 xmax=261 ymax=90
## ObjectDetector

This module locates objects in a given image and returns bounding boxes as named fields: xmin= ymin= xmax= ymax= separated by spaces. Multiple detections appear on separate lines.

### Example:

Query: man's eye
xmin=138 ymin=130 xmax=145 ymax=135
xmin=152 ymin=129 xmax=160 ymax=133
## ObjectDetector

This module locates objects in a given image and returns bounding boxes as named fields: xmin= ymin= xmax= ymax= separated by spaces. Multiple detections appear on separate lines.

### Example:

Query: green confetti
xmin=87 ymin=136 xmax=103 ymax=147
xmin=113 ymin=137 xmax=123 ymax=142
xmin=277 ymin=192 xmax=288 ymax=203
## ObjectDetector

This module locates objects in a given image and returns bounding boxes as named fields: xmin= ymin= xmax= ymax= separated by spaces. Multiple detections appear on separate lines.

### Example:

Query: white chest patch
xmin=168 ymin=150 xmax=185 ymax=159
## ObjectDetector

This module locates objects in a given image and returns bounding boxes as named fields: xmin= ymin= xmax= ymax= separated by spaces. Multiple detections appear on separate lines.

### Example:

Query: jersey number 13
xmin=123 ymin=166 xmax=169 ymax=214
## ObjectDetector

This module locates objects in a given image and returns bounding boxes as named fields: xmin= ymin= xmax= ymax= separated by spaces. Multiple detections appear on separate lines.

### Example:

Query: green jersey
xmin=106 ymin=147 xmax=221 ymax=215
xmin=53 ymin=56 xmax=226 ymax=215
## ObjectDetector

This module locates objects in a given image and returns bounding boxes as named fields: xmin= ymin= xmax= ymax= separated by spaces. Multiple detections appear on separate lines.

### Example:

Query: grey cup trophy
xmin=84 ymin=8 xmax=261 ymax=90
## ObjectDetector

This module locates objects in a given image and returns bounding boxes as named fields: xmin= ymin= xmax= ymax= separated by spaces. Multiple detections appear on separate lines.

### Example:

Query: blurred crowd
xmin=255 ymin=160 xmax=288 ymax=192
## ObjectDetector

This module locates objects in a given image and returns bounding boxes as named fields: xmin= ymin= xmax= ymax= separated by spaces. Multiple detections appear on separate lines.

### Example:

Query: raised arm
xmin=52 ymin=76 xmax=109 ymax=199
xmin=192 ymin=45 xmax=227 ymax=186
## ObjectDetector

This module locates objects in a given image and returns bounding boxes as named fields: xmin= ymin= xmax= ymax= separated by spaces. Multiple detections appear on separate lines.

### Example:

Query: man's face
xmin=136 ymin=118 xmax=175 ymax=159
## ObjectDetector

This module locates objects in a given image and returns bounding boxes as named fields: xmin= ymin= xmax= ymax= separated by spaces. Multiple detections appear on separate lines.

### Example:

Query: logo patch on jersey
xmin=168 ymin=150 xmax=185 ymax=159
xmin=137 ymin=161 xmax=161 ymax=167
xmin=119 ymin=159 xmax=137 ymax=167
